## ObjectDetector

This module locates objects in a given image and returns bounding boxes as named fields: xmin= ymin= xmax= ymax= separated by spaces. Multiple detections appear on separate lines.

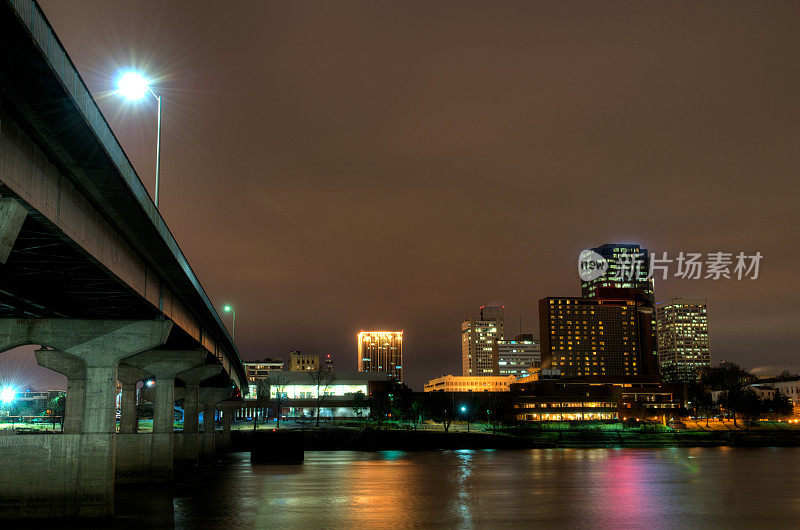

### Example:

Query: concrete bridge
xmin=0 ymin=0 xmax=244 ymax=518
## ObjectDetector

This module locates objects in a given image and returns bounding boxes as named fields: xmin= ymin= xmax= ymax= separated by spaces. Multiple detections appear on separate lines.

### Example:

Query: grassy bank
xmin=232 ymin=425 xmax=800 ymax=452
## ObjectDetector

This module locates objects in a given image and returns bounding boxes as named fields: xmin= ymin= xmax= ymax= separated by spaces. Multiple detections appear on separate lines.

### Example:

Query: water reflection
xmin=110 ymin=448 xmax=800 ymax=528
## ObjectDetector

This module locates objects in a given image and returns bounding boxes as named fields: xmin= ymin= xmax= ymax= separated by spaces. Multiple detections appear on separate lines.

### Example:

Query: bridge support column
xmin=217 ymin=400 xmax=242 ymax=452
xmin=175 ymin=365 xmax=222 ymax=467
xmin=0 ymin=196 xmax=27 ymax=264
xmin=0 ymin=319 xmax=171 ymax=519
xmin=117 ymin=364 xmax=147 ymax=434
xmin=199 ymin=387 xmax=233 ymax=459
xmin=34 ymin=348 xmax=85 ymax=433
xmin=118 ymin=350 xmax=206 ymax=483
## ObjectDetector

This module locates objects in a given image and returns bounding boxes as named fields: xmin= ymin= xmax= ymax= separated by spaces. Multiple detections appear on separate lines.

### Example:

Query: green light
xmin=223 ymin=305 xmax=233 ymax=312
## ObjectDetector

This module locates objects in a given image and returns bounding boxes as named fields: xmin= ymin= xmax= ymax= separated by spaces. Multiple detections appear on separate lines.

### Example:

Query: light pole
xmin=116 ymin=71 xmax=163 ymax=209
xmin=223 ymin=305 xmax=236 ymax=341
xmin=461 ymin=405 xmax=469 ymax=433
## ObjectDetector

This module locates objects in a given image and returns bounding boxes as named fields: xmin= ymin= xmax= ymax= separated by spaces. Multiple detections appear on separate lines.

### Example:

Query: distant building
xmin=539 ymin=293 xmax=657 ymax=378
xmin=462 ymin=305 xmax=505 ymax=377
xmin=581 ymin=243 xmax=654 ymax=305
xmin=655 ymin=298 xmax=710 ymax=383
xmin=357 ymin=331 xmax=403 ymax=382
xmin=512 ymin=376 xmax=684 ymax=422
xmin=751 ymin=377 xmax=800 ymax=407
xmin=238 ymin=371 xmax=391 ymax=420
xmin=323 ymin=353 xmax=334 ymax=370
xmin=288 ymin=351 xmax=319 ymax=372
xmin=244 ymin=358 xmax=284 ymax=382
xmin=496 ymin=334 xmax=541 ymax=378
xmin=424 ymin=374 xmax=516 ymax=393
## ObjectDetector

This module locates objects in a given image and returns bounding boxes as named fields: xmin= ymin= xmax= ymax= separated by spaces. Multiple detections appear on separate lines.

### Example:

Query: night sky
xmin=6 ymin=1 xmax=799 ymax=391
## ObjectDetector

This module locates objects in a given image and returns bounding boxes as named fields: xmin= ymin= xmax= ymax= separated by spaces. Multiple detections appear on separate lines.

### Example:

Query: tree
xmin=428 ymin=392 xmax=455 ymax=433
xmin=737 ymin=388 xmax=763 ymax=430
xmin=700 ymin=362 xmax=756 ymax=428
xmin=409 ymin=396 xmax=424 ymax=430
xmin=351 ymin=391 xmax=368 ymax=421
xmin=695 ymin=391 xmax=716 ymax=428
xmin=48 ymin=394 xmax=65 ymax=430
xmin=368 ymin=389 xmax=391 ymax=428
xmin=267 ymin=372 xmax=290 ymax=429
xmin=253 ymin=379 xmax=271 ymax=431
xmin=309 ymin=364 xmax=335 ymax=427
xmin=767 ymin=390 xmax=794 ymax=421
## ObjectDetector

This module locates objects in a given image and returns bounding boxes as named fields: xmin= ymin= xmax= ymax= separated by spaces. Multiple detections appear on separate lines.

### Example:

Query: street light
xmin=461 ymin=405 xmax=470 ymax=433
xmin=0 ymin=386 xmax=16 ymax=404
xmin=115 ymin=70 xmax=163 ymax=209
xmin=223 ymin=305 xmax=236 ymax=341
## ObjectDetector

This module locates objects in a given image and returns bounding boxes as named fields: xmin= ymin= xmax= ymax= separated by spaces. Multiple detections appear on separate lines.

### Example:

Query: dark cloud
xmin=12 ymin=1 xmax=799 ymax=389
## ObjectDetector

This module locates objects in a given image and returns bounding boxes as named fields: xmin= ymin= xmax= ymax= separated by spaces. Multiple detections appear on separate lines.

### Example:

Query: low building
xmin=244 ymin=358 xmax=284 ymax=382
xmin=238 ymin=371 xmax=391 ymax=420
xmin=512 ymin=376 xmax=685 ymax=422
xmin=424 ymin=374 xmax=516 ymax=393
xmin=751 ymin=377 xmax=800 ymax=405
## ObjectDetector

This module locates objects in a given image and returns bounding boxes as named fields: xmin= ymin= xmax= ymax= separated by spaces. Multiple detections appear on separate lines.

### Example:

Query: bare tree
xmin=309 ymin=365 xmax=336 ymax=427
xmin=253 ymin=379 xmax=271 ymax=431
xmin=267 ymin=372 xmax=290 ymax=429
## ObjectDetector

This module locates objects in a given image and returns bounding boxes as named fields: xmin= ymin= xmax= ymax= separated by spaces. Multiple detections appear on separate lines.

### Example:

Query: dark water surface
xmin=114 ymin=448 xmax=800 ymax=528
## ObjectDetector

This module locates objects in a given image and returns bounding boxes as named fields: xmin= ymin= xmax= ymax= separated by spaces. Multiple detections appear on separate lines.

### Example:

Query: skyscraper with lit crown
xmin=357 ymin=331 xmax=403 ymax=382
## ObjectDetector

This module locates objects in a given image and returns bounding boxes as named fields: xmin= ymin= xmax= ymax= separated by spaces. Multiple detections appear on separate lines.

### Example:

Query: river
xmin=109 ymin=447 xmax=800 ymax=528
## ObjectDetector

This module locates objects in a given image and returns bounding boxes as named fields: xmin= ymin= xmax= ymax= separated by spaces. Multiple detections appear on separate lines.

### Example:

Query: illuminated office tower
xmin=496 ymin=334 xmax=541 ymax=377
xmin=655 ymin=298 xmax=710 ymax=383
xmin=357 ymin=331 xmax=403 ymax=382
xmin=581 ymin=243 xmax=654 ymax=305
xmin=539 ymin=295 xmax=656 ymax=378
xmin=462 ymin=305 xmax=505 ymax=377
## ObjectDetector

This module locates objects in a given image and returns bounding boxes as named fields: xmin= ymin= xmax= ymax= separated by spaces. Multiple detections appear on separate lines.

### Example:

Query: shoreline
xmin=232 ymin=426 xmax=800 ymax=452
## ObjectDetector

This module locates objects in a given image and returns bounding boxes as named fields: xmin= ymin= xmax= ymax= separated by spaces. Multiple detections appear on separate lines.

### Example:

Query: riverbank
xmin=232 ymin=425 xmax=800 ymax=451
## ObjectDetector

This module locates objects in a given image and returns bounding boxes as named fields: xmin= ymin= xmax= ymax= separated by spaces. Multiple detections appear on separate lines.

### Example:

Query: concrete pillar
xmin=0 ymin=319 xmax=172 ymax=518
xmin=198 ymin=387 xmax=232 ymax=459
xmin=119 ymin=350 xmax=206 ymax=483
xmin=117 ymin=364 xmax=147 ymax=434
xmin=0 ymin=197 xmax=27 ymax=264
xmin=175 ymin=365 xmax=221 ymax=467
xmin=217 ymin=400 xmax=243 ymax=451
xmin=35 ymin=349 xmax=85 ymax=434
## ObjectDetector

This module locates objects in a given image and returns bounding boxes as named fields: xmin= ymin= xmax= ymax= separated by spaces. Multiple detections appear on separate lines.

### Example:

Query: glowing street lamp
xmin=115 ymin=70 xmax=164 ymax=209
xmin=0 ymin=386 xmax=16 ymax=404
xmin=223 ymin=305 xmax=236 ymax=341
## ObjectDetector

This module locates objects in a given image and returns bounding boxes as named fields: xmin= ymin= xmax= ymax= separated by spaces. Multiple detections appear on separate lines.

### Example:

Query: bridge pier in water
xmin=0 ymin=319 xmax=172 ymax=519
xmin=116 ymin=350 xmax=208 ymax=483
xmin=217 ymin=400 xmax=242 ymax=451
xmin=199 ymin=387 xmax=234 ymax=459
xmin=175 ymin=365 xmax=222 ymax=467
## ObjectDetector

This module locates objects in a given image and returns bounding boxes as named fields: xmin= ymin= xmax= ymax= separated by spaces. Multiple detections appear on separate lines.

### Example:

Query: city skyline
xmin=3 ymin=1 xmax=799 ymax=392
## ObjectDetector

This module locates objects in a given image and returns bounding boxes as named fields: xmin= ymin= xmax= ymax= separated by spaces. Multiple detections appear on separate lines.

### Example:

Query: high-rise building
xmin=288 ymin=351 xmax=319 ymax=371
xmin=496 ymin=334 xmax=541 ymax=378
xmin=539 ymin=293 xmax=657 ymax=378
xmin=581 ymin=243 xmax=654 ymax=305
xmin=655 ymin=298 xmax=710 ymax=383
xmin=357 ymin=331 xmax=403 ymax=382
xmin=323 ymin=353 xmax=334 ymax=370
xmin=461 ymin=306 xmax=505 ymax=376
